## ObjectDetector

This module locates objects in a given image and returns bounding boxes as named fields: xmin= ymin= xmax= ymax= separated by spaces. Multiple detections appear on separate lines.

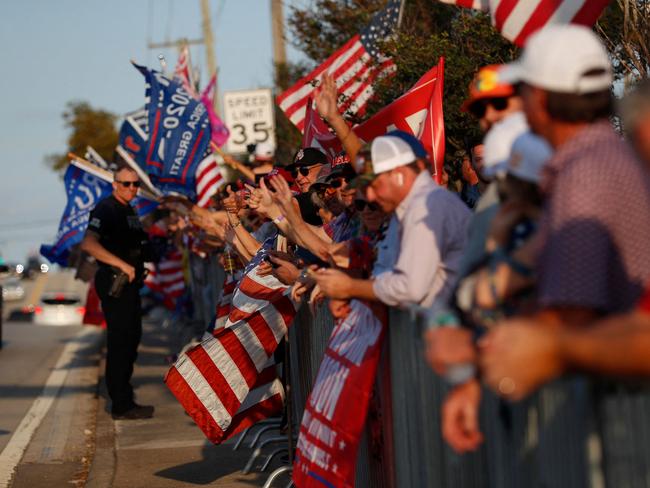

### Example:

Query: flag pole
xmin=397 ymin=0 xmax=407 ymax=30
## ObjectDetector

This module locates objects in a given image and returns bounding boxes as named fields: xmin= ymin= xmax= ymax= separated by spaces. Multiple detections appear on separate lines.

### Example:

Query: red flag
xmin=302 ymin=98 xmax=343 ymax=161
xmin=438 ymin=0 xmax=610 ymax=47
xmin=293 ymin=300 xmax=387 ymax=488
xmin=277 ymin=2 xmax=401 ymax=132
xmin=355 ymin=58 xmax=446 ymax=181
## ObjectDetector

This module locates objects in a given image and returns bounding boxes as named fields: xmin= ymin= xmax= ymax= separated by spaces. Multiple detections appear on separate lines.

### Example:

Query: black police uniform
xmin=87 ymin=194 xmax=149 ymax=415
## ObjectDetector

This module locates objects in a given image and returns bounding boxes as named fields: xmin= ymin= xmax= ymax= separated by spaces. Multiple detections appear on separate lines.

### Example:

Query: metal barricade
xmin=287 ymin=303 xmax=650 ymax=488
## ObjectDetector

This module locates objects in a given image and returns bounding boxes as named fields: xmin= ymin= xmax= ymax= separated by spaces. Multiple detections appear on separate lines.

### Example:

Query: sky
xmin=0 ymin=0 xmax=308 ymax=263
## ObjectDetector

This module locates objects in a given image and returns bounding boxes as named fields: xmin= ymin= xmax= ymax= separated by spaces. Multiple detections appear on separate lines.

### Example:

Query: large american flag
xmin=277 ymin=1 xmax=401 ymax=132
xmin=166 ymin=240 xmax=300 ymax=443
xmin=439 ymin=0 xmax=610 ymax=46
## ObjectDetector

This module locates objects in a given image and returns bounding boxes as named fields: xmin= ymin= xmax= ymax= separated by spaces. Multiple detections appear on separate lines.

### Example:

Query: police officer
xmin=81 ymin=166 xmax=154 ymax=420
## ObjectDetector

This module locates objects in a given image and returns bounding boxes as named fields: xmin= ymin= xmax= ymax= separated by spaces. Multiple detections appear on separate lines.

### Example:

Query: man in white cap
xmin=313 ymin=134 xmax=471 ymax=308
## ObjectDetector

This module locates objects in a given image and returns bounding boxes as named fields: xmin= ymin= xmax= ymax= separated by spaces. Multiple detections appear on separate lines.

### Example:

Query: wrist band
xmin=231 ymin=220 xmax=241 ymax=229
xmin=273 ymin=214 xmax=286 ymax=225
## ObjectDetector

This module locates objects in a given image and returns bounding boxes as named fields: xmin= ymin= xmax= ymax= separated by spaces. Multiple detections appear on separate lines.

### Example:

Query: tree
xmin=597 ymin=0 xmax=650 ymax=87
xmin=46 ymin=101 xmax=118 ymax=173
xmin=282 ymin=1 xmax=517 ymax=159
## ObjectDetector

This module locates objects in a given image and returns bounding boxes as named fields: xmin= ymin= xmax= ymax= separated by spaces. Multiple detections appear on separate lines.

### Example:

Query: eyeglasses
xmin=116 ymin=180 xmax=141 ymax=188
xmin=468 ymin=97 xmax=510 ymax=119
xmin=354 ymin=200 xmax=380 ymax=212
xmin=291 ymin=164 xmax=321 ymax=178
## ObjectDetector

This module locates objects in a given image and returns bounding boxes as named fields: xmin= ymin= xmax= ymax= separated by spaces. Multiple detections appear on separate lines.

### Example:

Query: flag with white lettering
xmin=277 ymin=1 xmax=400 ymax=132
xmin=134 ymin=63 xmax=212 ymax=199
xmin=438 ymin=0 xmax=610 ymax=47
xmin=293 ymin=300 xmax=387 ymax=488
xmin=40 ymin=163 xmax=112 ymax=266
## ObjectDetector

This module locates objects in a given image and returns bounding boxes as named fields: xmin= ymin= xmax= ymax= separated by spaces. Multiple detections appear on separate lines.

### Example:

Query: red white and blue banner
xmin=134 ymin=63 xmax=212 ymax=199
xmin=40 ymin=163 xmax=112 ymax=266
xmin=293 ymin=300 xmax=387 ymax=488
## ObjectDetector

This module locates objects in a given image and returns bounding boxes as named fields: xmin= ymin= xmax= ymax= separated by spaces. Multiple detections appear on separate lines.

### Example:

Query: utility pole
xmin=200 ymin=0 xmax=217 ymax=82
xmin=270 ymin=0 xmax=288 ymax=89
xmin=147 ymin=0 xmax=219 ymax=112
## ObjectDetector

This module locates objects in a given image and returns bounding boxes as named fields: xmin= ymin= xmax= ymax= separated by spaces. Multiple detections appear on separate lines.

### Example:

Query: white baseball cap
xmin=506 ymin=132 xmax=553 ymax=184
xmin=370 ymin=135 xmax=417 ymax=174
xmin=482 ymin=112 xmax=529 ymax=178
xmin=254 ymin=142 xmax=275 ymax=161
xmin=502 ymin=25 xmax=612 ymax=94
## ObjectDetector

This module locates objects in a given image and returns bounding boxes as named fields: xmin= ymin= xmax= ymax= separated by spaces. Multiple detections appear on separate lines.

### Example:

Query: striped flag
xmin=438 ymin=0 xmax=610 ymax=46
xmin=277 ymin=1 xmax=401 ymax=132
xmin=174 ymin=44 xmax=198 ymax=98
xmin=195 ymin=152 xmax=225 ymax=208
xmin=164 ymin=280 xmax=295 ymax=443
xmin=144 ymin=249 xmax=185 ymax=310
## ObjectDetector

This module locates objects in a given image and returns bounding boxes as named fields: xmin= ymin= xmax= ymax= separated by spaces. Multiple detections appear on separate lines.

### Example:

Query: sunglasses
xmin=469 ymin=97 xmax=509 ymax=119
xmin=116 ymin=180 xmax=141 ymax=188
xmin=328 ymin=176 xmax=352 ymax=189
xmin=291 ymin=164 xmax=321 ymax=178
xmin=354 ymin=200 xmax=380 ymax=212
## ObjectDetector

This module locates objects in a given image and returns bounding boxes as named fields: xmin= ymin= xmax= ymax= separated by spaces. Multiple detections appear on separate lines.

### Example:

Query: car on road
xmin=1 ymin=277 xmax=25 ymax=301
xmin=32 ymin=292 xmax=85 ymax=326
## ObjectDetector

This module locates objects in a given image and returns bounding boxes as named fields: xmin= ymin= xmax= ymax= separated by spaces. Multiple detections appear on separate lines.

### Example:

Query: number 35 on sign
xmin=223 ymin=88 xmax=276 ymax=154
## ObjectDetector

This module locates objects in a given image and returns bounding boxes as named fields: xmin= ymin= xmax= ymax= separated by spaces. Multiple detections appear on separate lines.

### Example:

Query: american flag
xmin=144 ymin=249 xmax=185 ymax=310
xmin=277 ymin=1 xmax=401 ymax=132
xmin=439 ymin=0 xmax=610 ymax=46
xmin=174 ymin=44 xmax=197 ymax=98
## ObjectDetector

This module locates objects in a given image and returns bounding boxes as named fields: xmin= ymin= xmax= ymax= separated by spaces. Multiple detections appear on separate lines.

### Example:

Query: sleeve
xmin=372 ymin=201 xmax=442 ymax=307
xmin=87 ymin=201 xmax=112 ymax=239
xmin=537 ymin=164 xmax=615 ymax=311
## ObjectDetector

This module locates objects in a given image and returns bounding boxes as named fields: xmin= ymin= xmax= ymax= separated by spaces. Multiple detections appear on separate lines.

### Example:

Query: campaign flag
xmin=355 ymin=58 xmax=445 ymax=182
xmin=438 ymin=0 xmax=610 ymax=46
xmin=40 ymin=164 xmax=112 ymax=266
xmin=277 ymin=1 xmax=400 ymax=132
xmin=201 ymin=72 xmax=230 ymax=148
xmin=135 ymin=63 xmax=212 ymax=199
xmin=118 ymin=108 xmax=149 ymax=170
xmin=293 ymin=300 xmax=387 ymax=488
xmin=174 ymin=44 xmax=198 ymax=98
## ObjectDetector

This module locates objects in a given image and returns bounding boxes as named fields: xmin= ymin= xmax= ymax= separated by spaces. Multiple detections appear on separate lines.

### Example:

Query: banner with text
xmin=40 ymin=163 xmax=112 ymax=266
xmin=293 ymin=300 xmax=387 ymax=488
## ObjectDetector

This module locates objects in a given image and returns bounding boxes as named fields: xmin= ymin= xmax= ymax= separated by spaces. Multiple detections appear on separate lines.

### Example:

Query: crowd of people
xmin=90 ymin=23 xmax=650 ymax=480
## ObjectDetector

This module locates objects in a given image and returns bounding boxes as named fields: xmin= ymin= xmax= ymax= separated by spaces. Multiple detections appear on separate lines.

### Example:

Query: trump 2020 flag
xmin=134 ymin=63 xmax=211 ymax=199
xmin=118 ymin=108 xmax=149 ymax=169
xmin=40 ymin=163 xmax=112 ymax=266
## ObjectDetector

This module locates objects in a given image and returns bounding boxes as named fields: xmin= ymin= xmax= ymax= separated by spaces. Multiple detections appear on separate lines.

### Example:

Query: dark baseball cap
xmin=288 ymin=147 xmax=328 ymax=170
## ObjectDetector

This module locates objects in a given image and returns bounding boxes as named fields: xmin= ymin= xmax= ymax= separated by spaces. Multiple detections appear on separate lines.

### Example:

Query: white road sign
xmin=222 ymin=88 xmax=275 ymax=154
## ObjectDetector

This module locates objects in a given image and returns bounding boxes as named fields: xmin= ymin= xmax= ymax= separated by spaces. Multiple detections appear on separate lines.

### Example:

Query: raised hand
xmin=269 ymin=175 xmax=295 ymax=212
xmin=314 ymin=73 xmax=339 ymax=122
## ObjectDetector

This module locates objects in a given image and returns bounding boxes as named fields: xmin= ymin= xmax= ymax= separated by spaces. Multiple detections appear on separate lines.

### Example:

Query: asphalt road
xmin=0 ymin=271 xmax=99 ymax=488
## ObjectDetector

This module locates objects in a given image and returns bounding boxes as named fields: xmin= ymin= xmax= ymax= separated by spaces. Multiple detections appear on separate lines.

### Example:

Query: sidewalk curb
xmin=85 ymin=333 xmax=116 ymax=488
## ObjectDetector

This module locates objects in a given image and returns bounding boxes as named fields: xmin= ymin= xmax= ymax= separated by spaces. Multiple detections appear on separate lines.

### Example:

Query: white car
xmin=33 ymin=293 xmax=85 ymax=326
xmin=2 ymin=278 xmax=25 ymax=301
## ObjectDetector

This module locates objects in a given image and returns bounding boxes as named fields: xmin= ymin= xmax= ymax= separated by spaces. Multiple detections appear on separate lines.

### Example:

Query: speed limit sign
xmin=222 ymin=88 xmax=276 ymax=154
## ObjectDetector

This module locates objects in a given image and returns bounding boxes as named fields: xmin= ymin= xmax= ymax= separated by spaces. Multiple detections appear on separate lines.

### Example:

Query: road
xmin=0 ymin=271 xmax=99 ymax=488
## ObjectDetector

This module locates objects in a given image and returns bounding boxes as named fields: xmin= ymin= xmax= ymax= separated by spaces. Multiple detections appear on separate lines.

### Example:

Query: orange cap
xmin=461 ymin=65 xmax=515 ymax=113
